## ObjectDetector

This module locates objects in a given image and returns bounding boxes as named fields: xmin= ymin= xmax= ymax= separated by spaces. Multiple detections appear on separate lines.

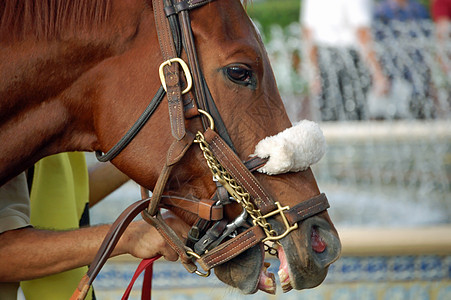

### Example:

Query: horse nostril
xmin=311 ymin=226 xmax=327 ymax=253
xmin=304 ymin=218 xmax=342 ymax=269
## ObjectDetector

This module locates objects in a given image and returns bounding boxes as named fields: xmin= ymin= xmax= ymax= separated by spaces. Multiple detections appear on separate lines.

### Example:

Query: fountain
xmin=261 ymin=20 xmax=451 ymax=228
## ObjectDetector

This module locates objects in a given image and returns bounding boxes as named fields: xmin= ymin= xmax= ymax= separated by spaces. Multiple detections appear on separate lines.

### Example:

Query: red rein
xmin=121 ymin=255 xmax=162 ymax=300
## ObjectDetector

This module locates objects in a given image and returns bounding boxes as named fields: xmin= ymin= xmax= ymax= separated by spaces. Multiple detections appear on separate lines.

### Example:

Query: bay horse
xmin=0 ymin=0 xmax=341 ymax=295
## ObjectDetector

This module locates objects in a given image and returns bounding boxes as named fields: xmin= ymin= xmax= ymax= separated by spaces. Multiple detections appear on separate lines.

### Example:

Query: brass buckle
xmin=256 ymin=202 xmax=299 ymax=242
xmin=186 ymin=250 xmax=211 ymax=277
xmin=159 ymin=58 xmax=193 ymax=94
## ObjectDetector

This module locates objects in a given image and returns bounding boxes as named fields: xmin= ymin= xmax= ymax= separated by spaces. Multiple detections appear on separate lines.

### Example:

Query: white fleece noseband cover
xmin=253 ymin=120 xmax=326 ymax=175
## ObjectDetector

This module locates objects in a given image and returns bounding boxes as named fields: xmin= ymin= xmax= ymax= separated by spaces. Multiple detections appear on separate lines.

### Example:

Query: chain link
xmin=195 ymin=131 xmax=278 ymax=247
xmin=264 ymin=243 xmax=279 ymax=257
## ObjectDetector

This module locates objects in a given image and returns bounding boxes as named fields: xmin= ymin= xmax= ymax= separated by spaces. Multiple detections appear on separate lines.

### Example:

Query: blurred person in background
xmin=432 ymin=0 xmax=451 ymax=117
xmin=301 ymin=0 xmax=389 ymax=121
xmin=432 ymin=0 xmax=451 ymax=73
xmin=373 ymin=0 xmax=434 ymax=119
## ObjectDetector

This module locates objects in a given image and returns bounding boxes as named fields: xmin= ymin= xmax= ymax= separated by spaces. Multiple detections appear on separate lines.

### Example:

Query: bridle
xmin=72 ymin=0 xmax=330 ymax=298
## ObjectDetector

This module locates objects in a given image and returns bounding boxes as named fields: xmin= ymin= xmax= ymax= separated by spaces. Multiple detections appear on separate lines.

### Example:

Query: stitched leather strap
xmin=197 ymin=225 xmax=265 ymax=271
xmin=154 ymin=0 xmax=186 ymax=140
xmin=285 ymin=193 xmax=330 ymax=225
xmin=147 ymin=132 xmax=194 ymax=215
xmin=194 ymin=219 xmax=228 ymax=253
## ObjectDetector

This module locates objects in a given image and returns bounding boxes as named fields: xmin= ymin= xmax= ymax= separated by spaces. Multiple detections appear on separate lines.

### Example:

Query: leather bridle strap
xmin=170 ymin=0 xmax=236 ymax=149
xmin=136 ymin=0 xmax=214 ymax=274
xmin=95 ymin=87 xmax=165 ymax=162
xmin=96 ymin=0 xmax=234 ymax=162
xmin=154 ymin=0 xmax=186 ymax=140
xmin=94 ymin=0 xmax=185 ymax=162
xmin=285 ymin=193 xmax=330 ymax=225
xmin=198 ymin=225 xmax=265 ymax=270
xmin=164 ymin=0 xmax=216 ymax=15
xmin=146 ymin=131 xmax=194 ymax=215
xmin=196 ymin=197 xmax=330 ymax=272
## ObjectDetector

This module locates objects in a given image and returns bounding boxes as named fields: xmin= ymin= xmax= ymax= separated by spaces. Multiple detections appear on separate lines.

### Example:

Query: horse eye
xmin=226 ymin=66 xmax=253 ymax=85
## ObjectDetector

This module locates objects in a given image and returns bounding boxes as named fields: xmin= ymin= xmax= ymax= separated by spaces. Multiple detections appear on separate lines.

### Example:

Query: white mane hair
xmin=253 ymin=120 xmax=326 ymax=175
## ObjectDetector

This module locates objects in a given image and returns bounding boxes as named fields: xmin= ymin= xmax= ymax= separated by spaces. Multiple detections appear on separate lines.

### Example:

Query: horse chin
xmin=276 ymin=216 xmax=342 ymax=291
xmin=214 ymin=243 xmax=265 ymax=294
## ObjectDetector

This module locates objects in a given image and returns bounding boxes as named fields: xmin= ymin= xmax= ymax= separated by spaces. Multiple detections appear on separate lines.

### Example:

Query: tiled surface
xmin=94 ymin=255 xmax=451 ymax=300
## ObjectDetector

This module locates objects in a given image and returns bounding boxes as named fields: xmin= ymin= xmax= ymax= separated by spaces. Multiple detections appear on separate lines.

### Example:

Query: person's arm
xmin=301 ymin=0 xmax=322 ymax=96
xmin=88 ymin=162 xmax=130 ymax=207
xmin=356 ymin=26 xmax=389 ymax=95
xmin=0 ymin=213 xmax=189 ymax=282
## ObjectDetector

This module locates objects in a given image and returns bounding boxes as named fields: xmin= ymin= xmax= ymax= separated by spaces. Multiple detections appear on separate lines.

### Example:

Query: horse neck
xmin=1 ymin=38 xmax=142 ymax=185
xmin=0 ymin=41 xmax=104 ymax=185
xmin=0 ymin=0 xmax=153 ymax=185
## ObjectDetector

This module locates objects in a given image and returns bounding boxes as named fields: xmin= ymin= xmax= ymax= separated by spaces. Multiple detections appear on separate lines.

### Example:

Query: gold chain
xmin=194 ymin=131 xmax=278 ymax=240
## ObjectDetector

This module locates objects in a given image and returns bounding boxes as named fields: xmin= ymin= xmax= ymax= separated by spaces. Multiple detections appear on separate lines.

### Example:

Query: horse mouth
xmin=257 ymin=237 xmax=325 ymax=294
xmin=214 ymin=216 xmax=341 ymax=294
xmin=258 ymin=216 xmax=341 ymax=294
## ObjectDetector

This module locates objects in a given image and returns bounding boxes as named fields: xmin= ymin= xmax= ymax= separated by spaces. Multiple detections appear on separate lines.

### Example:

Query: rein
xmin=71 ymin=0 xmax=330 ymax=299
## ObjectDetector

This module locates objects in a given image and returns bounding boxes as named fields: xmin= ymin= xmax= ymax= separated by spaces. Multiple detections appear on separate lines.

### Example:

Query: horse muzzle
xmin=275 ymin=215 xmax=342 ymax=291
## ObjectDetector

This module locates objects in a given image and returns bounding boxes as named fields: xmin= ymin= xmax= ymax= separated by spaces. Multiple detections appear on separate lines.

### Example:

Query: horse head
xmin=0 ymin=0 xmax=341 ymax=295
xmin=101 ymin=1 xmax=341 ymax=293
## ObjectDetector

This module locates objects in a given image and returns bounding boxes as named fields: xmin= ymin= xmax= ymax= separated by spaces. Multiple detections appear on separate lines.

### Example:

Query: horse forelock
xmin=0 ymin=0 xmax=112 ymax=41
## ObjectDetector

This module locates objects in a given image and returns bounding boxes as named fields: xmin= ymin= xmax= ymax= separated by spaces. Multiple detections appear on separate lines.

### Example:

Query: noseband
xmin=74 ymin=0 xmax=330 ymax=297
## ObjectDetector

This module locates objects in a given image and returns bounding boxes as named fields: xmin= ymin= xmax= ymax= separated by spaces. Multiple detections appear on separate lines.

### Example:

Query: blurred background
xmin=90 ymin=0 xmax=451 ymax=299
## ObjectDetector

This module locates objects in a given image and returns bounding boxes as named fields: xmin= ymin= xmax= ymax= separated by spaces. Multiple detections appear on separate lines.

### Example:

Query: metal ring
xmin=198 ymin=109 xmax=215 ymax=131
xmin=186 ymin=250 xmax=211 ymax=277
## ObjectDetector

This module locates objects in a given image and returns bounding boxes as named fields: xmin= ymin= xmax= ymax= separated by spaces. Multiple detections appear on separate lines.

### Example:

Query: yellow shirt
xmin=20 ymin=152 xmax=93 ymax=300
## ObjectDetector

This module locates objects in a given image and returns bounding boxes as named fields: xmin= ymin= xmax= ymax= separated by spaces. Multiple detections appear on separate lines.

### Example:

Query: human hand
xmin=117 ymin=211 xmax=190 ymax=261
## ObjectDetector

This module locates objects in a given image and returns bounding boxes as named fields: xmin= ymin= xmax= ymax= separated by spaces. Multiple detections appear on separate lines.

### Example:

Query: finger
xmin=160 ymin=247 xmax=179 ymax=262
xmin=160 ymin=211 xmax=190 ymax=240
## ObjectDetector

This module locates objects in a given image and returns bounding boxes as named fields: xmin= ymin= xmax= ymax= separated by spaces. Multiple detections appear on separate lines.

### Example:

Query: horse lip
xmin=272 ymin=216 xmax=341 ymax=290
xmin=213 ymin=241 xmax=264 ymax=294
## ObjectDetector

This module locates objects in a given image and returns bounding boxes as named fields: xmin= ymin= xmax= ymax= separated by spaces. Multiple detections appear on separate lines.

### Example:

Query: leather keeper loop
xmin=174 ymin=1 xmax=190 ymax=12
xmin=183 ymin=94 xmax=199 ymax=119
xmin=160 ymin=196 xmax=224 ymax=221
xmin=164 ymin=6 xmax=176 ymax=16
xmin=167 ymin=131 xmax=194 ymax=166
xmin=198 ymin=199 xmax=223 ymax=220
